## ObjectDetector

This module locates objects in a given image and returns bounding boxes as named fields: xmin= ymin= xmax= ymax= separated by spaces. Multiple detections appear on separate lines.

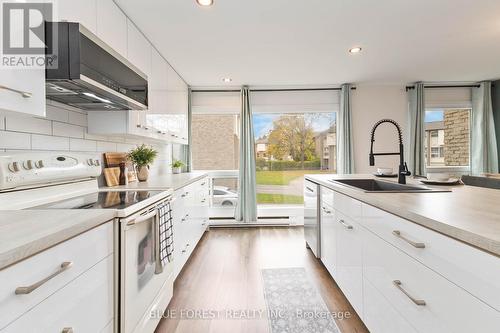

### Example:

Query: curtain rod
xmin=405 ymin=84 xmax=480 ymax=91
xmin=192 ymin=87 xmax=356 ymax=93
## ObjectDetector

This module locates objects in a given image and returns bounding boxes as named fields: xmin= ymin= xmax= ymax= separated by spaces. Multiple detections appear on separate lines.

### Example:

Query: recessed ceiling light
xmin=222 ymin=77 xmax=232 ymax=83
xmin=349 ymin=47 xmax=362 ymax=54
xmin=196 ymin=0 xmax=213 ymax=6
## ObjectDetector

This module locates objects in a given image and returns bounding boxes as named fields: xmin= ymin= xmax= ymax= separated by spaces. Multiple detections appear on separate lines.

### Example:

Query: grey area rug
xmin=262 ymin=267 xmax=341 ymax=333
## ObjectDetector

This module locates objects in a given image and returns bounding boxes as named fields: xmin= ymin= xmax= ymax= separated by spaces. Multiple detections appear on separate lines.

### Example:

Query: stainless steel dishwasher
xmin=304 ymin=180 xmax=320 ymax=258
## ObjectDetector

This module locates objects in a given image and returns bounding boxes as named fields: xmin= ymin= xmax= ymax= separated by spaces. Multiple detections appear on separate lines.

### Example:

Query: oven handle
xmin=126 ymin=210 xmax=158 ymax=226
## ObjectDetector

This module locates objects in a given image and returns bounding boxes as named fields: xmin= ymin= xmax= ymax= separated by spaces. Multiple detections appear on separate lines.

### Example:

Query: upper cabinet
xmin=147 ymin=50 xmax=189 ymax=144
xmin=56 ymin=0 xmax=97 ymax=34
xmin=0 ymin=69 xmax=46 ymax=117
xmin=126 ymin=19 xmax=152 ymax=77
xmin=96 ymin=0 xmax=127 ymax=57
xmin=0 ymin=6 xmax=45 ymax=117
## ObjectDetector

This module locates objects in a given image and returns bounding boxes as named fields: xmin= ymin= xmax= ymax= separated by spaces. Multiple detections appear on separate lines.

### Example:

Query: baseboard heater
xmin=209 ymin=216 xmax=291 ymax=227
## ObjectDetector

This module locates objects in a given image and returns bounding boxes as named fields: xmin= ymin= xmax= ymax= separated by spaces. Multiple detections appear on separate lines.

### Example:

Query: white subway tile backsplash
xmin=97 ymin=141 xmax=117 ymax=152
xmin=5 ymin=115 xmax=52 ymax=135
xmin=0 ymin=131 xmax=31 ymax=149
xmin=45 ymin=104 xmax=69 ymax=123
xmin=116 ymin=143 xmax=136 ymax=152
xmin=32 ymin=134 xmax=70 ymax=151
xmin=2 ymin=101 xmax=172 ymax=177
xmin=70 ymin=138 xmax=97 ymax=152
xmin=53 ymin=122 xmax=85 ymax=139
xmin=68 ymin=111 xmax=87 ymax=126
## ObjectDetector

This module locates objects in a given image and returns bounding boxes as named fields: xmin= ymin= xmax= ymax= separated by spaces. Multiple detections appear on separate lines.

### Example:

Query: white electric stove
xmin=0 ymin=152 xmax=175 ymax=333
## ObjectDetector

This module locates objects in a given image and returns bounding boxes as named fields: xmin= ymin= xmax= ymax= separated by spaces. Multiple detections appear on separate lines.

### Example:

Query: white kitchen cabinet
xmin=172 ymin=177 xmax=209 ymax=278
xmin=126 ymin=19 xmax=152 ymax=77
xmin=362 ymin=225 xmax=500 ymax=333
xmin=0 ymin=222 xmax=113 ymax=329
xmin=0 ymin=222 xmax=114 ymax=332
xmin=320 ymin=190 xmax=336 ymax=277
xmin=363 ymin=276 xmax=417 ymax=333
xmin=361 ymin=202 xmax=500 ymax=311
xmin=147 ymin=61 xmax=189 ymax=144
xmin=0 ymin=68 xmax=45 ymax=117
xmin=87 ymin=110 xmax=156 ymax=140
xmin=335 ymin=211 xmax=363 ymax=317
xmin=3 ymin=255 xmax=114 ymax=333
xmin=96 ymin=0 xmax=127 ymax=57
xmin=56 ymin=0 xmax=97 ymax=33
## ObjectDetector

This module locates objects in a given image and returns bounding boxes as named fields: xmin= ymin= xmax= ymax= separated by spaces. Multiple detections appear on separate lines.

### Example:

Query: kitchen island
xmin=305 ymin=173 xmax=500 ymax=333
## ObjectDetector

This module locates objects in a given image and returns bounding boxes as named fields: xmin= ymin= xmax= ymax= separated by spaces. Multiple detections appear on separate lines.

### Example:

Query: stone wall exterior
xmin=444 ymin=110 xmax=470 ymax=166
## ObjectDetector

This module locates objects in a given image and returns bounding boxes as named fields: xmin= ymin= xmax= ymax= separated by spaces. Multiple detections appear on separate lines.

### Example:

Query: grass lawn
xmin=256 ymin=169 xmax=330 ymax=185
xmin=257 ymin=193 xmax=304 ymax=205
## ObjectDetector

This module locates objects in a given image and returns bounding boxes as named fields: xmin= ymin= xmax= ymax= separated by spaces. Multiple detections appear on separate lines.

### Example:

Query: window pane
xmin=424 ymin=109 xmax=470 ymax=167
xmin=254 ymin=113 xmax=336 ymax=206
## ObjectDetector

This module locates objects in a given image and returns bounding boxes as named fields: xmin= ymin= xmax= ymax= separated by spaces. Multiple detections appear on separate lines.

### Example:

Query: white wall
xmin=0 ymin=100 xmax=173 ymax=183
xmin=351 ymin=85 xmax=408 ymax=174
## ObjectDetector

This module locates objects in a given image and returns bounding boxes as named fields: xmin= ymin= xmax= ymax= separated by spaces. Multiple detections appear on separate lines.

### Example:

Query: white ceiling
xmin=115 ymin=0 xmax=500 ymax=87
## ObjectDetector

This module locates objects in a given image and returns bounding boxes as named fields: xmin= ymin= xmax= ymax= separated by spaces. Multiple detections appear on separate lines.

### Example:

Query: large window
xmin=425 ymin=108 xmax=470 ymax=167
xmin=254 ymin=112 xmax=336 ymax=206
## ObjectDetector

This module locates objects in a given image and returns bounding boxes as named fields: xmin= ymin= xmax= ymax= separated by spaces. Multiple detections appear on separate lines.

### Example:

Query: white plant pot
xmin=172 ymin=167 xmax=182 ymax=174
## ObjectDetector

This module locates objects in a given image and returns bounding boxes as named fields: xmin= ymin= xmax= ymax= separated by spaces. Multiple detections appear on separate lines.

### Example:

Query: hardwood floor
xmin=155 ymin=227 xmax=369 ymax=333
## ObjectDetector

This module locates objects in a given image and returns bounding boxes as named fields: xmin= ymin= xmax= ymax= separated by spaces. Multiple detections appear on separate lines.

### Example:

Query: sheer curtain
xmin=337 ymin=83 xmax=354 ymax=174
xmin=180 ymin=87 xmax=192 ymax=172
xmin=408 ymin=82 xmax=426 ymax=176
xmin=471 ymin=81 xmax=499 ymax=175
xmin=235 ymin=86 xmax=257 ymax=222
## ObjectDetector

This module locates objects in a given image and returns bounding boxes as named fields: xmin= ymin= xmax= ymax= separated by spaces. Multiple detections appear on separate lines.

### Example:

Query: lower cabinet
xmin=318 ymin=185 xmax=500 ymax=333
xmin=0 ymin=222 xmax=114 ymax=332
xmin=173 ymin=177 xmax=209 ymax=278
xmin=334 ymin=211 xmax=363 ymax=317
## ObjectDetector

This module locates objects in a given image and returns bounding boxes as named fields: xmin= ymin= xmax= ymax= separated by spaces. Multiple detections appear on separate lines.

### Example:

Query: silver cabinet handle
xmin=61 ymin=328 xmax=74 ymax=333
xmin=321 ymin=206 xmax=331 ymax=214
xmin=393 ymin=280 xmax=426 ymax=306
xmin=339 ymin=219 xmax=353 ymax=230
xmin=0 ymin=85 xmax=32 ymax=98
xmin=306 ymin=186 xmax=314 ymax=192
xmin=15 ymin=262 xmax=73 ymax=295
xmin=392 ymin=230 xmax=425 ymax=248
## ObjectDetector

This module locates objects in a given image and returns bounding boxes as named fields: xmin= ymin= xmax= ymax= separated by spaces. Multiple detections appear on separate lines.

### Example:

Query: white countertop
xmin=102 ymin=172 xmax=209 ymax=191
xmin=306 ymin=174 xmax=500 ymax=257
xmin=0 ymin=210 xmax=116 ymax=270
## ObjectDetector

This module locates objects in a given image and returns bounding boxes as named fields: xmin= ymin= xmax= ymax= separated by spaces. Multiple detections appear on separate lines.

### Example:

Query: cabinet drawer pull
xmin=339 ymin=219 xmax=353 ymax=230
xmin=392 ymin=230 xmax=425 ymax=248
xmin=321 ymin=206 xmax=331 ymax=214
xmin=393 ymin=280 xmax=426 ymax=306
xmin=0 ymin=85 xmax=32 ymax=98
xmin=306 ymin=186 xmax=314 ymax=192
xmin=61 ymin=328 xmax=74 ymax=333
xmin=15 ymin=261 xmax=73 ymax=295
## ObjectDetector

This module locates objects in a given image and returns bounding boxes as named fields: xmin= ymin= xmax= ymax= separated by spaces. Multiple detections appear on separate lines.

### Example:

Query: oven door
xmin=120 ymin=203 xmax=173 ymax=333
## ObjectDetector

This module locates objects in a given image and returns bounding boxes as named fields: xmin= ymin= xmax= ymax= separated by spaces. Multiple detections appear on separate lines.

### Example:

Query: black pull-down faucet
xmin=369 ymin=119 xmax=411 ymax=184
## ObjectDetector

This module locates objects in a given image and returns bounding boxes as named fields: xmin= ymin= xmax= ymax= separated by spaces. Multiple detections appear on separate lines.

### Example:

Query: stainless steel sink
xmin=329 ymin=178 xmax=451 ymax=193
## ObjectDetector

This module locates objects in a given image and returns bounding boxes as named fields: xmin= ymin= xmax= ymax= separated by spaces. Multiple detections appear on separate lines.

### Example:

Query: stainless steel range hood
xmin=45 ymin=22 xmax=148 ymax=111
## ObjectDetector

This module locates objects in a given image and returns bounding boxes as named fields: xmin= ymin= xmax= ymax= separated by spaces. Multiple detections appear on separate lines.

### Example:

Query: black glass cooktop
xmin=30 ymin=191 xmax=163 ymax=210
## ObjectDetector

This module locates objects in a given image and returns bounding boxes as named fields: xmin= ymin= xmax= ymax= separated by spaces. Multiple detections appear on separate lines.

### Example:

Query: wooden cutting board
xmin=103 ymin=152 xmax=128 ymax=168
xmin=484 ymin=173 xmax=500 ymax=179
xmin=103 ymin=167 xmax=120 ymax=187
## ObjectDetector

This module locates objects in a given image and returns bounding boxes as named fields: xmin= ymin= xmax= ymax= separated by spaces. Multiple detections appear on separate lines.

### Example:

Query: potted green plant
xmin=128 ymin=144 xmax=158 ymax=182
xmin=171 ymin=160 xmax=185 ymax=174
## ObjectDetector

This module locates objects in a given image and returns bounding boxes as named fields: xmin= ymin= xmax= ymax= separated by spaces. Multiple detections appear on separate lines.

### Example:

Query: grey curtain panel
xmin=408 ymin=82 xmax=426 ymax=176
xmin=235 ymin=86 xmax=257 ymax=222
xmin=337 ymin=83 xmax=355 ymax=174
xmin=179 ymin=88 xmax=193 ymax=172
xmin=471 ymin=81 xmax=499 ymax=175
